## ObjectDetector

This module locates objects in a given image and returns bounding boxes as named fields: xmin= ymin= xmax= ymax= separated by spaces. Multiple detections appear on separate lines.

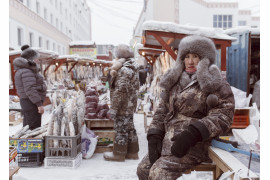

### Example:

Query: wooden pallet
xmin=95 ymin=145 xmax=113 ymax=153
xmin=85 ymin=118 xmax=114 ymax=129
xmin=85 ymin=118 xmax=115 ymax=153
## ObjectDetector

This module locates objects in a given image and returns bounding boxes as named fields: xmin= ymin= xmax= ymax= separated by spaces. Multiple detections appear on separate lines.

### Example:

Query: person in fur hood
xmin=103 ymin=44 xmax=140 ymax=162
xmin=137 ymin=35 xmax=235 ymax=179
xmin=13 ymin=45 xmax=47 ymax=130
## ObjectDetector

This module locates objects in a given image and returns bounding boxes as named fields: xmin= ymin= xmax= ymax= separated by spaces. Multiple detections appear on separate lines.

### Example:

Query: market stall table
xmin=208 ymin=146 xmax=259 ymax=179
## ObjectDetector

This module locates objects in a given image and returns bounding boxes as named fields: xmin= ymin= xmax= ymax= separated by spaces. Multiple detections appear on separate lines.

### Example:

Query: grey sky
xmin=86 ymin=0 xmax=260 ymax=46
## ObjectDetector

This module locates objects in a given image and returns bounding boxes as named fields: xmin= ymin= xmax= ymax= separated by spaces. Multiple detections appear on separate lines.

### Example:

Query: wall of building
xmin=9 ymin=0 xmax=92 ymax=55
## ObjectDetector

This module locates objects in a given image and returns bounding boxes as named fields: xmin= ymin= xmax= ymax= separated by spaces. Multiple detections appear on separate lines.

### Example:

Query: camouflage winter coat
xmin=149 ymin=74 xmax=235 ymax=156
xmin=109 ymin=58 xmax=140 ymax=116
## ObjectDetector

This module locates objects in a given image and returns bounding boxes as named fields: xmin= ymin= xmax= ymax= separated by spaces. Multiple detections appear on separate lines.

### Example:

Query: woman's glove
xmin=148 ymin=134 xmax=163 ymax=164
xmin=171 ymin=125 xmax=202 ymax=158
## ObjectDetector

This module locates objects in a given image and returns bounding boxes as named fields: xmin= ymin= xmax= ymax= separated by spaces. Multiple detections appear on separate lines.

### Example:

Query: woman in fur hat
xmin=137 ymin=35 xmax=235 ymax=179
xmin=13 ymin=45 xmax=47 ymax=130
xmin=103 ymin=44 xmax=140 ymax=161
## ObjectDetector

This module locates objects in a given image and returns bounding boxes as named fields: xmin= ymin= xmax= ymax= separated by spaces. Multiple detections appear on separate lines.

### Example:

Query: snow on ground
xmin=10 ymin=107 xmax=211 ymax=180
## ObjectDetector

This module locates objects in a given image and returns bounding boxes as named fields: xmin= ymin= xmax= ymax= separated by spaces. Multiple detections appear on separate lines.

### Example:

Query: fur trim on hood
xmin=13 ymin=57 xmax=39 ymax=73
xmin=115 ymin=44 xmax=134 ymax=59
xmin=159 ymin=35 xmax=222 ymax=104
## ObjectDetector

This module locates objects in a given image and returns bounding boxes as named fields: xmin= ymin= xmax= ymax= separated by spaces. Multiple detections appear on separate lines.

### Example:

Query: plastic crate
xmin=44 ymin=153 xmax=82 ymax=169
xmin=17 ymin=152 xmax=44 ymax=167
xmin=9 ymin=138 xmax=44 ymax=153
xmin=231 ymin=109 xmax=250 ymax=129
xmin=45 ymin=134 xmax=81 ymax=158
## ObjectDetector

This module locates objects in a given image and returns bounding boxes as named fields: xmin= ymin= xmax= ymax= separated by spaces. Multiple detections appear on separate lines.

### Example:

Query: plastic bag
xmin=81 ymin=124 xmax=98 ymax=159
xmin=231 ymin=86 xmax=252 ymax=108
xmin=232 ymin=125 xmax=258 ymax=145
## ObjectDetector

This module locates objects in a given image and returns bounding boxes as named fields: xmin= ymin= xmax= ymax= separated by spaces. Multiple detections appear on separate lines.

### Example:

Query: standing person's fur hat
xmin=110 ymin=44 xmax=134 ymax=77
xmin=21 ymin=45 xmax=40 ymax=65
xmin=159 ymin=35 xmax=222 ymax=108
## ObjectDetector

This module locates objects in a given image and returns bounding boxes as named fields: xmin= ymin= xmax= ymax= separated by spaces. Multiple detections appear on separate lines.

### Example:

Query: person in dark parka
xmin=14 ymin=45 xmax=47 ymax=130
xmin=103 ymin=44 xmax=140 ymax=162
xmin=137 ymin=35 xmax=235 ymax=179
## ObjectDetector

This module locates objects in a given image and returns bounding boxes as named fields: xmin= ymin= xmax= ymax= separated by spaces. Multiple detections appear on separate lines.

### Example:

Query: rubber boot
xmin=125 ymin=139 xmax=139 ymax=160
xmin=103 ymin=143 xmax=127 ymax=162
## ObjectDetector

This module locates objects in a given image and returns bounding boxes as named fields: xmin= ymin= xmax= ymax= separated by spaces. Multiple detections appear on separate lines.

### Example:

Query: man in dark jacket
xmin=103 ymin=44 xmax=140 ymax=161
xmin=137 ymin=35 xmax=235 ymax=179
xmin=14 ymin=45 xmax=47 ymax=130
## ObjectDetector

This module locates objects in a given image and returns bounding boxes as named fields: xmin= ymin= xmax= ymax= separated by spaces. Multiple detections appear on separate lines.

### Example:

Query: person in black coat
xmin=13 ymin=45 xmax=47 ymax=130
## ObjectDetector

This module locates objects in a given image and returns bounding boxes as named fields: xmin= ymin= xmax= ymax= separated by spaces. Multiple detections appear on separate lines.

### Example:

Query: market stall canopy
xmin=224 ymin=26 xmax=260 ymax=38
xmin=138 ymin=47 xmax=165 ymax=65
xmin=142 ymin=21 xmax=237 ymax=70
xmin=9 ymin=48 xmax=59 ymax=63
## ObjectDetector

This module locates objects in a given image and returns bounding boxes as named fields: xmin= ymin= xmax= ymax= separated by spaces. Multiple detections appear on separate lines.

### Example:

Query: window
xmin=56 ymin=18 xmax=58 ymax=29
xmin=36 ymin=1 xmax=40 ymax=14
xmin=50 ymin=14 xmax=53 ymax=24
xmin=39 ymin=36 xmax=42 ymax=47
xmin=44 ymin=8 xmax=47 ymax=20
xmin=17 ymin=28 xmax=23 ymax=46
xmin=53 ymin=43 xmax=56 ymax=51
xmin=27 ymin=0 xmax=30 ymax=8
xmin=58 ymin=45 xmax=60 ymax=54
xmin=46 ymin=40 xmax=50 ymax=49
xmin=62 ymin=47 xmax=65 ymax=54
xmin=60 ymin=2 xmax=62 ymax=14
xmin=238 ymin=21 xmax=246 ymax=26
xmin=213 ymin=14 xmax=233 ymax=29
xmin=19 ymin=0 xmax=23 ymax=3
xmin=55 ymin=0 xmax=58 ymax=9
xmin=60 ymin=22 xmax=63 ymax=31
xmin=29 ymin=32 xmax=34 ymax=46
xmin=65 ymin=9 xmax=67 ymax=19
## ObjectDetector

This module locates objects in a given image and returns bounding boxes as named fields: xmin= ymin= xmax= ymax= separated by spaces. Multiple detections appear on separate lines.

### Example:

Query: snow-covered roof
xmin=57 ymin=54 xmax=80 ymax=60
xmin=94 ymin=59 xmax=113 ymax=64
xmin=69 ymin=41 xmax=95 ymax=46
xmin=224 ymin=26 xmax=260 ymax=35
xmin=9 ymin=47 xmax=59 ymax=57
xmin=204 ymin=0 xmax=237 ymax=2
xmin=142 ymin=21 xmax=237 ymax=41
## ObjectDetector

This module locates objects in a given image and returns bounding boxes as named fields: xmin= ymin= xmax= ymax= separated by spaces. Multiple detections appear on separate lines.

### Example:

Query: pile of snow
xmin=142 ymin=20 xmax=237 ymax=41
xmin=69 ymin=41 xmax=95 ymax=46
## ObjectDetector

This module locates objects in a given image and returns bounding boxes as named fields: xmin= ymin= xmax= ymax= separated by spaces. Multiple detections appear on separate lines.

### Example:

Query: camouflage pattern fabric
xmin=114 ymin=114 xmax=138 ymax=145
xmin=110 ymin=58 xmax=140 ymax=145
xmin=137 ymin=78 xmax=235 ymax=179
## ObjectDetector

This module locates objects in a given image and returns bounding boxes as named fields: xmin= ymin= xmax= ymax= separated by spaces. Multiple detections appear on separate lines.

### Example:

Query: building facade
xmin=132 ymin=0 xmax=260 ymax=46
xmin=9 ymin=0 xmax=92 ymax=55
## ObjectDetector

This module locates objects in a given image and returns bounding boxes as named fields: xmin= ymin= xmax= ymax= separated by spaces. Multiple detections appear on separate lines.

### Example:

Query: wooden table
xmin=208 ymin=146 xmax=259 ymax=180
xmin=9 ymin=166 xmax=20 ymax=180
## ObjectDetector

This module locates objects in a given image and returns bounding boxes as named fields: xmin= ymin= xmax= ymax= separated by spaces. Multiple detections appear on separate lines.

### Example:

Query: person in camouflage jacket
xmin=103 ymin=44 xmax=140 ymax=162
xmin=137 ymin=35 xmax=235 ymax=179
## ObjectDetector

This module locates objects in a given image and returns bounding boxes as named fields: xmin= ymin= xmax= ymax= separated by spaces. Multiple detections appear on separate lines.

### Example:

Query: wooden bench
xmin=208 ymin=146 xmax=259 ymax=180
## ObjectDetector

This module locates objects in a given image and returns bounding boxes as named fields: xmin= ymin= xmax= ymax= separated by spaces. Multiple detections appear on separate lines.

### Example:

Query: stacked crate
xmin=44 ymin=134 xmax=82 ymax=168
xmin=85 ymin=119 xmax=115 ymax=153
xmin=9 ymin=138 xmax=44 ymax=167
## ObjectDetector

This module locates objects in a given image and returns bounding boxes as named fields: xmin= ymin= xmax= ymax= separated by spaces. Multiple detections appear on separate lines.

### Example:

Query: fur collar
xmin=13 ymin=57 xmax=39 ymax=73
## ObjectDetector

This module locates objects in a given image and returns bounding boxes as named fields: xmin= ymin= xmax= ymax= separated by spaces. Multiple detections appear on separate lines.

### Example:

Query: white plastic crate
xmin=44 ymin=153 xmax=82 ymax=169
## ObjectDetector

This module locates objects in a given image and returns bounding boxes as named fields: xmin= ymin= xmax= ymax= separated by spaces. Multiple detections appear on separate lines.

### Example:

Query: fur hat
xmin=21 ymin=45 xmax=40 ymax=61
xmin=178 ymin=35 xmax=216 ymax=65
xmin=115 ymin=44 xmax=134 ymax=59
xmin=159 ymin=35 xmax=222 ymax=107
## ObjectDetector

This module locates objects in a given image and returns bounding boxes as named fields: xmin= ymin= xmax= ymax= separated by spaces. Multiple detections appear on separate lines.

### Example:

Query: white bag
xmin=81 ymin=124 xmax=98 ymax=159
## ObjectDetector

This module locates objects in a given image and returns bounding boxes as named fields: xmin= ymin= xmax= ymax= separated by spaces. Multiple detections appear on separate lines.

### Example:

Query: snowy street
xmin=9 ymin=107 xmax=212 ymax=180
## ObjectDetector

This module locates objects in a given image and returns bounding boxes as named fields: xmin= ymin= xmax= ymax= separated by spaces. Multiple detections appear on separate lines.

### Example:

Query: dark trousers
xmin=20 ymin=98 xmax=41 ymax=130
